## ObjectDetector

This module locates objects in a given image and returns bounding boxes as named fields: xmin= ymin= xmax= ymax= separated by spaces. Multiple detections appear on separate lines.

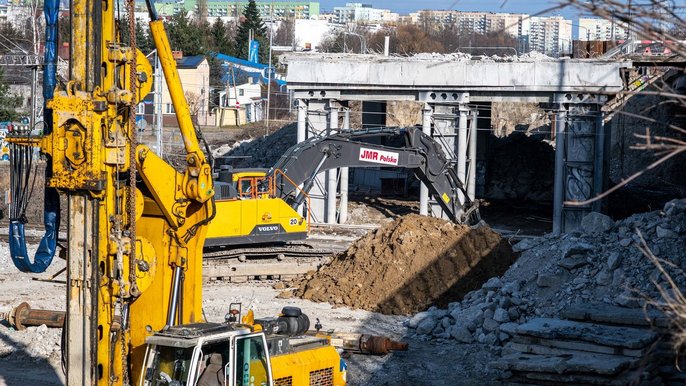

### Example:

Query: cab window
xmin=234 ymin=335 xmax=271 ymax=386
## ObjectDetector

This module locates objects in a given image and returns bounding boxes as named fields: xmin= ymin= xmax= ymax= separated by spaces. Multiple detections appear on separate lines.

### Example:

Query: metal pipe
xmin=325 ymin=332 xmax=408 ymax=355
xmin=553 ymin=101 xmax=568 ymax=235
xmin=166 ymin=266 xmax=182 ymax=326
xmin=3 ymin=302 xmax=65 ymax=330
xmin=420 ymin=104 xmax=432 ymax=216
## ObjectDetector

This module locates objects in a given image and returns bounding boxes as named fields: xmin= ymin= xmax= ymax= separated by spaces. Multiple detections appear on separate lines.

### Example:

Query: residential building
xmin=409 ymin=10 xmax=528 ymax=37
xmin=154 ymin=1 xmax=320 ymax=21
xmin=144 ymin=54 xmax=210 ymax=127
xmin=528 ymin=16 xmax=573 ymax=56
xmin=333 ymin=2 xmax=398 ymax=24
xmin=579 ymin=17 xmax=630 ymax=41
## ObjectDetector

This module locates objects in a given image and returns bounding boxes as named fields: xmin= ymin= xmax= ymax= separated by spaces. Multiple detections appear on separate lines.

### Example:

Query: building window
xmin=165 ymin=103 xmax=175 ymax=114
xmin=238 ymin=89 xmax=245 ymax=96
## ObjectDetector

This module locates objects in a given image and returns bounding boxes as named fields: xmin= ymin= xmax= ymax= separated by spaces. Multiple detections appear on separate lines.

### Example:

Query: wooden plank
xmin=561 ymin=303 xmax=669 ymax=328
xmin=511 ymin=335 xmax=647 ymax=358
xmin=513 ymin=318 xmax=658 ymax=349
xmin=492 ymin=352 xmax=633 ymax=375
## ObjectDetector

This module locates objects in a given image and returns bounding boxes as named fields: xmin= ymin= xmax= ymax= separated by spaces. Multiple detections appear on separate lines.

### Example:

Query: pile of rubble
xmin=294 ymin=214 xmax=514 ymax=315
xmin=214 ymin=123 xmax=297 ymax=169
xmin=407 ymin=199 xmax=686 ymax=347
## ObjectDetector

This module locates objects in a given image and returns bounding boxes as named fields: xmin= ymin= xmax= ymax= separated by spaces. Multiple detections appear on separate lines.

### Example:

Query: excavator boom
xmin=268 ymin=127 xmax=478 ymax=224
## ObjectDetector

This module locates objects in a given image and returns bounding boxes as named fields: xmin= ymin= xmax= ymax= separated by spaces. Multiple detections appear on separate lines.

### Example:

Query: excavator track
xmin=202 ymin=240 xmax=348 ymax=282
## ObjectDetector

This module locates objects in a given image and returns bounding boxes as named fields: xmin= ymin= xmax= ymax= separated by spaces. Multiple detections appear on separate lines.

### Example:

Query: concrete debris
xmin=214 ymin=123 xmax=297 ymax=169
xmin=580 ymin=212 xmax=614 ymax=234
xmin=407 ymin=199 xmax=686 ymax=350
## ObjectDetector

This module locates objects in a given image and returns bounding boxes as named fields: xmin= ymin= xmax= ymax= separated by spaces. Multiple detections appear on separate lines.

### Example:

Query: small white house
xmin=217 ymin=80 xmax=263 ymax=123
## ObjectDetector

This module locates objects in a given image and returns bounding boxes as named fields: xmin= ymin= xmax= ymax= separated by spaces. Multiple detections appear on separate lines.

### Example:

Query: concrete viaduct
xmin=284 ymin=54 xmax=631 ymax=234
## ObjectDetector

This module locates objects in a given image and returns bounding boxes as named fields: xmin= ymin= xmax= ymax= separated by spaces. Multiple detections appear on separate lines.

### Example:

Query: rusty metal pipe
xmin=3 ymin=302 xmax=65 ymax=330
xmin=323 ymin=332 xmax=408 ymax=355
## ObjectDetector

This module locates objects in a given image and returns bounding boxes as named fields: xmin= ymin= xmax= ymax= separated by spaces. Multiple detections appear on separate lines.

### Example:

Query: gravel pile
xmin=407 ymin=199 xmax=686 ymax=346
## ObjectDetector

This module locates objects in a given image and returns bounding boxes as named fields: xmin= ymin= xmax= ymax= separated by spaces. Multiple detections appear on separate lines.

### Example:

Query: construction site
xmin=0 ymin=0 xmax=685 ymax=385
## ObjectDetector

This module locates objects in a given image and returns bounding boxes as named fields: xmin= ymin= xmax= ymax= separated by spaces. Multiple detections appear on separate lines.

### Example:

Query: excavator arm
xmin=267 ymin=127 xmax=479 ymax=224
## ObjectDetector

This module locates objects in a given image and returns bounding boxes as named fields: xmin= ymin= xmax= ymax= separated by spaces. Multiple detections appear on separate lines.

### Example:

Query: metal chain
xmin=121 ymin=0 xmax=139 ymax=383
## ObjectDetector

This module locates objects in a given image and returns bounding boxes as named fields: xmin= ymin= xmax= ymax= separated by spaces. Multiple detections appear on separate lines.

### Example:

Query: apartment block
xmin=154 ymin=1 xmax=320 ymax=20
xmin=333 ymin=2 xmax=399 ymax=24
xmin=579 ymin=17 xmax=630 ymax=41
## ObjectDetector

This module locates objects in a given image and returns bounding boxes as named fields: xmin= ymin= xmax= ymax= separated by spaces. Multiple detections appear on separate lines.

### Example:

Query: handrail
xmin=272 ymin=169 xmax=312 ymax=232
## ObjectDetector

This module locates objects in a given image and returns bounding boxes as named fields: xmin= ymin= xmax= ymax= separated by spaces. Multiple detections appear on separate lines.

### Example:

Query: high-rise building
xmin=409 ymin=10 xmax=571 ymax=56
xmin=578 ymin=17 xmax=630 ymax=41
xmin=154 ymin=1 xmax=320 ymax=21
xmin=333 ymin=2 xmax=399 ymax=24
xmin=527 ymin=16 xmax=573 ymax=56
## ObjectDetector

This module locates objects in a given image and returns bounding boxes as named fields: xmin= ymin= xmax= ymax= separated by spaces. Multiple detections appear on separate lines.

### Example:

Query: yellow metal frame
xmin=9 ymin=7 xmax=214 ymax=385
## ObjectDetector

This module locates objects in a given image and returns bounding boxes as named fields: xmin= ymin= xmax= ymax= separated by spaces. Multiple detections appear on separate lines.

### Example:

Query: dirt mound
xmin=294 ymin=214 xmax=514 ymax=315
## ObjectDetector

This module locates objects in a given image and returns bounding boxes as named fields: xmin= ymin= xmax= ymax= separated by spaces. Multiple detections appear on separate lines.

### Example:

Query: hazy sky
xmin=317 ymin=0 xmax=580 ymax=18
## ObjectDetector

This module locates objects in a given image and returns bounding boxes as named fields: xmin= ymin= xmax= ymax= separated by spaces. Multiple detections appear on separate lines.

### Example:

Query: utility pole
xmin=266 ymin=0 xmax=273 ymax=134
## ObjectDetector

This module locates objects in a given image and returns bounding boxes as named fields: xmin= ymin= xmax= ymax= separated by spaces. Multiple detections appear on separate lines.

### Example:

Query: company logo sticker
xmin=359 ymin=148 xmax=399 ymax=166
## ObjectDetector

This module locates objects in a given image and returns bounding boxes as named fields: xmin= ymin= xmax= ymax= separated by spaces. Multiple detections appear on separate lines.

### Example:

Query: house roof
xmin=176 ymin=55 xmax=206 ymax=69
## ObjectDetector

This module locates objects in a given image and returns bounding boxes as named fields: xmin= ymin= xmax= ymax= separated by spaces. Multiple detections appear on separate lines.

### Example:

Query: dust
xmin=294 ymin=214 xmax=514 ymax=315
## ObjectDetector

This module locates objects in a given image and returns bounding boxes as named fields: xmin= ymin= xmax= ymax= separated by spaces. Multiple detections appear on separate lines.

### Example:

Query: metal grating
xmin=309 ymin=367 xmax=333 ymax=386
xmin=275 ymin=376 xmax=293 ymax=386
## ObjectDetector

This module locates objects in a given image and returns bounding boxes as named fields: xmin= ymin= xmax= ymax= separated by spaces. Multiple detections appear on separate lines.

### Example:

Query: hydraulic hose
xmin=8 ymin=0 xmax=60 ymax=273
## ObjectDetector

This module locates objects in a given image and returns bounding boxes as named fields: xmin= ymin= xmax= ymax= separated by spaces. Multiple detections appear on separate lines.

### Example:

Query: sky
xmin=317 ymin=0 xmax=581 ymax=18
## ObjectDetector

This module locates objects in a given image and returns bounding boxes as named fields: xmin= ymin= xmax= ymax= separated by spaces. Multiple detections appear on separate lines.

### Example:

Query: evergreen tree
xmin=234 ymin=0 xmax=269 ymax=63
xmin=0 ymin=69 xmax=21 ymax=122
xmin=210 ymin=18 xmax=233 ymax=55
xmin=167 ymin=9 xmax=203 ymax=55
xmin=135 ymin=22 xmax=154 ymax=54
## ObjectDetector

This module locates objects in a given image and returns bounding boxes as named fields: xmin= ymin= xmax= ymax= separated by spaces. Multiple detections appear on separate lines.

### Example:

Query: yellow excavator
xmin=5 ymin=0 xmax=350 ymax=384
xmin=205 ymin=127 xmax=480 ymax=254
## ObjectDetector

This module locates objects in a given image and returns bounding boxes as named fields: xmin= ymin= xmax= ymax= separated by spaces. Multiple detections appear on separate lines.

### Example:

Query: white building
xmin=294 ymin=19 xmax=333 ymax=51
xmin=527 ymin=16 xmax=573 ymax=56
xmin=333 ymin=2 xmax=398 ymax=24
xmin=579 ymin=17 xmax=630 ymax=41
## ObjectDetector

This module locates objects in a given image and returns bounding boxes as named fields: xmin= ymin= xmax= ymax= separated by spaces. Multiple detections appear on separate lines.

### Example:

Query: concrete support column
xmin=296 ymin=99 xmax=307 ymax=143
xmin=457 ymin=103 xmax=469 ymax=206
xmin=305 ymin=100 xmax=329 ymax=223
xmin=326 ymin=101 xmax=340 ymax=223
xmin=339 ymin=107 xmax=351 ymax=223
xmin=553 ymin=101 xmax=568 ymax=235
xmin=420 ymin=103 xmax=433 ymax=216
xmin=553 ymin=94 xmax=608 ymax=234
xmin=468 ymin=109 xmax=478 ymax=201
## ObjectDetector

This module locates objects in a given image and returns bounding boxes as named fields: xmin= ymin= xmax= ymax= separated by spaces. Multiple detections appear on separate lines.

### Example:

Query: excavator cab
xmin=140 ymin=324 xmax=273 ymax=386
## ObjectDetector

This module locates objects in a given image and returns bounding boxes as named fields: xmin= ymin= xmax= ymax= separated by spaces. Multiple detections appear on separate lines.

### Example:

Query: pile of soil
xmin=294 ymin=214 xmax=514 ymax=315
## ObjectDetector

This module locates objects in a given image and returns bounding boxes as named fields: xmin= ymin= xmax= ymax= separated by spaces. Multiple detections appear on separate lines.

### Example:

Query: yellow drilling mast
xmin=8 ymin=0 xmax=214 ymax=383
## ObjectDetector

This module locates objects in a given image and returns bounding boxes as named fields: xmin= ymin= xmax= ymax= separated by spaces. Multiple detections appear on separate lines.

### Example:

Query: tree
xmin=0 ymin=68 xmax=22 ymax=122
xmin=234 ymin=0 xmax=269 ymax=63
xmin=274 ymin=17 xmax=295 ymax=47
xmin=167 ymin=9 xmax=204 ymax=55
xmin=135 ymin=22 xmax=154 ymax=54
xmin=210 ymin=18 xmax=234 ymax=55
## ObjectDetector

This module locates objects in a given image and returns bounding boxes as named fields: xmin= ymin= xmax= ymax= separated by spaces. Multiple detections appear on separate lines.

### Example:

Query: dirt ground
xmin=294 ymin=215 xmax=514 ymax=315
xmin=0 ymin=238 xmax=502 ymax=386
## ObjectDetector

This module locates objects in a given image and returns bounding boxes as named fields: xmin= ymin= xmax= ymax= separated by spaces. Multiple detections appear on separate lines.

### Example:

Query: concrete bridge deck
xmin=284 ymin=53 xmax=633 ymax=233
